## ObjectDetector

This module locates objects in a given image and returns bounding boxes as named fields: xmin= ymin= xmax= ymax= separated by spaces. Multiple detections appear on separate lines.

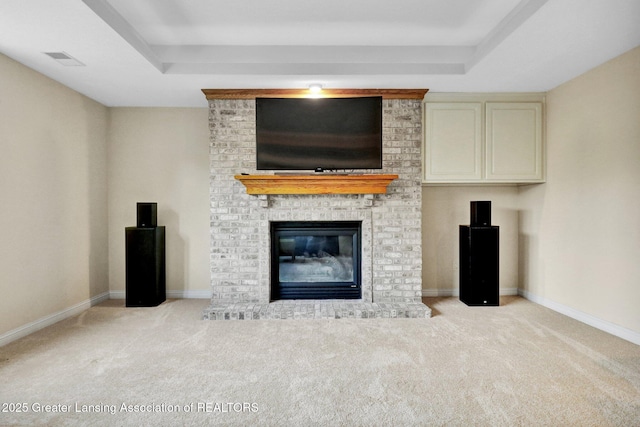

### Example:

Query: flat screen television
xmin=255 ymin=96 xmax=383 ymax=171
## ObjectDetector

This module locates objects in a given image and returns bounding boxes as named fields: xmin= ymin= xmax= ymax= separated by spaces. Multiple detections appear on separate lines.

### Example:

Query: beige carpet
xmin=1 ymin=296 xmax=639 ymax=426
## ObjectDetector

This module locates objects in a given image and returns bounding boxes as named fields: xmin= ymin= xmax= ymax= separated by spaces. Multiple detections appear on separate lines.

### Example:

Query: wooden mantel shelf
xmin=203 ymin=89 xmax=428 ymax=100
xmin=234 ymin=174 xmax=399 ymax=195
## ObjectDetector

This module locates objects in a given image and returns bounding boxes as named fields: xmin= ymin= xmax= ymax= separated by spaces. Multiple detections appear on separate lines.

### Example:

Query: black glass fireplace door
xmin=270 ymin=221 xmax=362 ymax=300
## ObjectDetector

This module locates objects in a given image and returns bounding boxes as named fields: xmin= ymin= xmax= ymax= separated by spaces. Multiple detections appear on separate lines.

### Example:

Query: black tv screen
xmin=256 ymin=97 xmax=383 ymax=170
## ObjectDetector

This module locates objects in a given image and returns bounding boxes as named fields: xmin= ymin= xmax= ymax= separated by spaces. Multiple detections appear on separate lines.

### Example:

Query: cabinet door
xmin=485 ymin=102 xmax=543 ymax=182
xmin=424 ymin=103 xmax=482 ymax=182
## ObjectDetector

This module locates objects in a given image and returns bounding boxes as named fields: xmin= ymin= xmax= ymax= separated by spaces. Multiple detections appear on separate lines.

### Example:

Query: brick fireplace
xmin=203 ymin=91 xmax=430 ymax=319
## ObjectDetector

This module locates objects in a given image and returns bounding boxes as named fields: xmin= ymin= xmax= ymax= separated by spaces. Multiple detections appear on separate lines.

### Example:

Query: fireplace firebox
xmin=270 ymin=221 xmax=362 ymax=300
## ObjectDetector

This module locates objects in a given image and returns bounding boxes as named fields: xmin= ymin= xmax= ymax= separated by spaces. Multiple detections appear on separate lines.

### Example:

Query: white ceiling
xmin=1 ymin=0 xmax=639 ymax=107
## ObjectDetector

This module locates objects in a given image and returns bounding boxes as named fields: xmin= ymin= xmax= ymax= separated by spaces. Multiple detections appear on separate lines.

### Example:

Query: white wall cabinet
xmin=485 ymin=102 xmax=543 ymax=182
xmin=424 ymin=103 xmax=483 ymax=182
xmin=423 ymin=96 xmax=544 ymax=184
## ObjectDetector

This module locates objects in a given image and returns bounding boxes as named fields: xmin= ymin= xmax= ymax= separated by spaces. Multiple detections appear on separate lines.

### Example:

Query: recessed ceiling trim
xmin=151 ymin=45 xmax=475 ymax=64
xmin=82 ymin=0 xmax=528 ymax=76
xmin=465 ymin=0 xmax=549 ymax=72
xmin=165 ymin=62 xmax=466 ymax=76
xmin=82 ymin=0 xmax=164 ymax=72
xmin=3 ymin=0 xmax=638 ymax=106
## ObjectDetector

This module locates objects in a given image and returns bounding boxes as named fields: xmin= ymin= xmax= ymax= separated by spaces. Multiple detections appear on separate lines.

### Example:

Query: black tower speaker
xmin=126 ymin=226 xmax=166 ymax=307
xmin=459 ymin=225 xmax=499 ymax=306
xmin=137 ymin=202 xmax=157 ymax=228
xmin=470 ymin=201 xmax=491 ymax=226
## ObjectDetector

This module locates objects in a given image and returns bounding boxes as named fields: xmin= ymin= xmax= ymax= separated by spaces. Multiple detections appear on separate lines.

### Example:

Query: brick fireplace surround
xmin=203 ymin=92 xmax=431 ymax=319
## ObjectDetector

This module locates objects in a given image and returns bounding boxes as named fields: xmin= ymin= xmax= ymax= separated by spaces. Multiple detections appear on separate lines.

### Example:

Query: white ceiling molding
xmin=1 ymin=0 xmax=638 ymax=106
xmin=465 ymin=0 xmax=548 ymax=72
xmin=82 ymin=0 xmax=165 ymax=72
xmin=82 ymin=0 xmax=547 ymax=76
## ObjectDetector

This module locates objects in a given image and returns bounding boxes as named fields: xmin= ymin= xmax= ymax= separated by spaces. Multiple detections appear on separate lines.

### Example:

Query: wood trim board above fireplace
xmin=234 ymin=174 xmax=398 ymax=195
xmin=202 ymin=89 xmax=428 ymax=99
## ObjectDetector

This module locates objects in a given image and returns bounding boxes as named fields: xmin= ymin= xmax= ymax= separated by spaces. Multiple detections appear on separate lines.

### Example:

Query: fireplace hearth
xmin=271 ymin=221 xmax=361 ymax=300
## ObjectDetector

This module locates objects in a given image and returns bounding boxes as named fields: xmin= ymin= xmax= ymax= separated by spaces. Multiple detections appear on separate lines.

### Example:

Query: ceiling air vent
xmin=43 ymin=52 xmax=85 ymax=66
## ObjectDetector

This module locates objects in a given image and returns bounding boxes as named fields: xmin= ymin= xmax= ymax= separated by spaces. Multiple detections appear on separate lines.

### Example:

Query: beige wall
xmin=0 ymin=54 xmax=109 ymax=336
xmin=422 ymin=186 xmax=520 ymax=296
xmin=3 ymin=45 xmax=639 ymax=340
xmin=107 ymin=108 xmax=210 ymax=297
xmin=519 ymin=46 xmax=640 ymax=334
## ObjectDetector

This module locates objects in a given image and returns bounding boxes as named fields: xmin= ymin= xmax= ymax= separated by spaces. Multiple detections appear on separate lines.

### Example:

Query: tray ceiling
xmin=0 ymin=0 xmax=638 ymax=106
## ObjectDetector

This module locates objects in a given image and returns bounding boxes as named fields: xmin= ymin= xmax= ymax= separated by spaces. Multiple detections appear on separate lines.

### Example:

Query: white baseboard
xmin=8 ymin=288 xmax=635 ymax=347
xmin=109 ymin=290 xmax=212 ymax=299
xmin=422 ymin=288 xmax=519 ymax=298
xmin=1 ymin=290 xmax=213 ymax=347
xmin=518 ymin=290 xmax=640 ymax=346
xmin=422 ymin=288 xmax=639 ymax=346
xmin=0 ymin=292 xmax=110 ymax=347
xmin=168 ymin=290 xmax=212 ymax=299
